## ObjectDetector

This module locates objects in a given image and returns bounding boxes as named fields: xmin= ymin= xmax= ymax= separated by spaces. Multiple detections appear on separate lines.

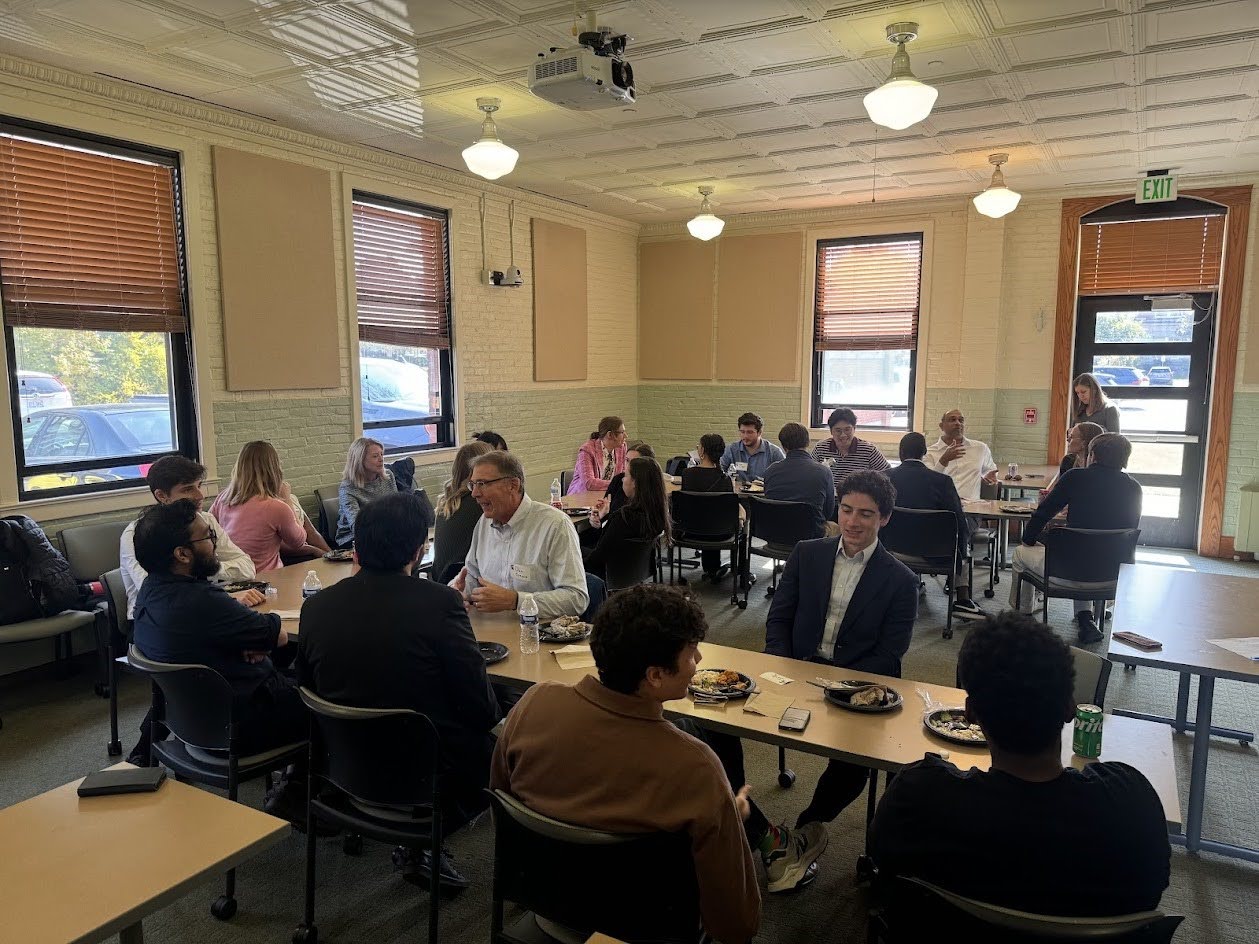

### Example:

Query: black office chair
xmin=870 ymin=875 xmax=1183 ymax=944
xmin=60 ymin=519 xmax=126 ymax=697
xmin=744 ymin=496 xmax=817 ymax=601
xmin=1019 ymin=528 xmax=1140 ymax=628
xmin=668 ymin=491 xmax=744 ymax=606
xmin=602 ymin=537 xmax=659 ymax=593
xmin=294 ymin=688 xmax=444 ymax=944
xmin=313 ymin=486 xmax=342 ymax=548
xmin=560 ymin=469 xmax=574 ymax=494
xmin=969 ymin=479 xmax=1000 ymax=598
xmin=101 ymin=568 xmax=132 ymax=756
xmin=127 ymin=645 xmax=307 ymax=922
xmin=665 ymin=456 xmax=689 ymax=476
xmin=879 ymin=507 xmax=961 ymax=639
xmin=487 ymin=789 xmax=702 ymax=944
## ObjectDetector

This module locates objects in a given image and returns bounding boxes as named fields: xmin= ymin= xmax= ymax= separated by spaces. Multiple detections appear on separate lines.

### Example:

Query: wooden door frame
xmin=1049 ymin=185 xmax=1252 ymax=557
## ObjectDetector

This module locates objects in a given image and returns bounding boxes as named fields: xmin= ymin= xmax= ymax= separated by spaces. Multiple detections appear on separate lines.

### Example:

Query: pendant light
xmin=972 ymin=153 xmax=1022 ymax=219
xmin=686 ymin=186 xmax=724 ymax=241
xmin=461 ymin=97 xmax=519 ymax=181
xmin=862 ymin=23 xmax=938 ymax=131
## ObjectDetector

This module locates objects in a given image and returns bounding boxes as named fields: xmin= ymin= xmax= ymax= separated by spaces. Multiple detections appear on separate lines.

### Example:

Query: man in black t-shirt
xmin=869 ymin=611 xmax=1169 ymax=918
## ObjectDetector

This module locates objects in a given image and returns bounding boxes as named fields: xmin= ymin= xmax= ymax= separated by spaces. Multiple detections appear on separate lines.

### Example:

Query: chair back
xmin=880 ymin=876 xmax=1183 ymax=943
xmin=59 ymin=520 xmax=126 ymax=583
xmin=314 ymin=486 xmax=340 ymax=547
xmin=665 ymin=456 xmax=689 ymax=476
xmin=602 ymin=538 xmax=657 ymax=593
xmin=127 ymin=644 xmax=233 ymax=751
xmin=1042 ymin=528 xmax=1140 ymax=585
xmin=880 ymin=507 xmax=958 ymax=561
xmin=746 ymin=495 xmax=818 ymax=548
xmin=299 ymin=687 xmax=440 ymax=811
xmin=1070 ymin=646 xmax=1112 ymax=708
xmin=487 ymin=790 xmax=700 ymax=944
xmin=560 ymin=469 xmax=574 ymax=494
xmin=670 ymin=491 xmax=739 ymax=539
xmin=101 ymin=568 xmax=132 ymax=640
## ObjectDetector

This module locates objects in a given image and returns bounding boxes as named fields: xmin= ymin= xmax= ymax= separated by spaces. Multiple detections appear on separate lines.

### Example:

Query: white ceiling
xmin=1 ymin=0 xmax=1258 ymax=223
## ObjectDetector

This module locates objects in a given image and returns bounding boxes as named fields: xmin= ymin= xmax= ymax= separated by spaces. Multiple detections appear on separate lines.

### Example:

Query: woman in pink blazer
xmin=569 ymin=415 xmax=628 ymax=495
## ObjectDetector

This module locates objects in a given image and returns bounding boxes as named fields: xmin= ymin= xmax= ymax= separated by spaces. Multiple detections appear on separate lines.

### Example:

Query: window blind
xmin=0 ymin=132 xmax=186 ymax=333
xmin=352 ymin=197 xmax=451 ymax=350
xmin=814 ymin=234 xmax=922 ymax=351
xmin=1078 ymin=216 xmax=1225 ymax=296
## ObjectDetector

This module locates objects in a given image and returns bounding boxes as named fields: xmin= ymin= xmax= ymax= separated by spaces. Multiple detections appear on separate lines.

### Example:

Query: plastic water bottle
xmin=518 ymin=593 xmax=540 ymax=654
xmin=301 ymin=570 xmax=322 ymax=600
xmin=549 ymin=478 xmax=562 ymax=508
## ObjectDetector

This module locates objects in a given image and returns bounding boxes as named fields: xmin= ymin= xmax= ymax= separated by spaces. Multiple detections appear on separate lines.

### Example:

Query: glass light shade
xmin=972 ymin=185 xmax=1021 ymax=219
xmin=862 ymin=78 xmax=938 ymax=131
xmin=461 ymin=138 xmax=518 ymax=180
xmin=687 ymin=212 xmax=725 ymax=241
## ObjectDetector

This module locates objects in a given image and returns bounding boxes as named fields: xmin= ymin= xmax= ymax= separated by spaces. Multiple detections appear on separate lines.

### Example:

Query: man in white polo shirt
xmin=924 ymin=409 xmax=997 ymax=500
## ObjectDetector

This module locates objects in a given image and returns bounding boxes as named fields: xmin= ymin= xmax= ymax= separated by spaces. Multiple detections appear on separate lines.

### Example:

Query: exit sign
xmin=1136 ymin=175 xmax=1177 ymax=204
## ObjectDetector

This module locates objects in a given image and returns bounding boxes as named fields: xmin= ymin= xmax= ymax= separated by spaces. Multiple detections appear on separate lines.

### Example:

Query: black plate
xmin=688 ymin=669 xmax=756 ymax=700
xmin=824 ymin=682 xmax=903 ymax=713
xmin=323 ymin=549 xmax=353 ymax=562
xmin=923 ymin=708 xmax=988 ymax=746
xmin=564 ymin=507 xmax=590 ymax=517
xmin=478 ymin=641 xmax=509 ymax=665
xmin=220 ymin=580 xmax=269 ymax=594
xmin=539 ymin=621 xmax=591 ymax=642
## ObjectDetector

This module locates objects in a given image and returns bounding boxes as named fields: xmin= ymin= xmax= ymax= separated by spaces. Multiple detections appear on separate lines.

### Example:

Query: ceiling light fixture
xmin=972 ymin=153 xmax=1021 ymax=219
xmin=863 ymin=22 xmax=938 ymax=131
xmin=461 ymin=97 xmax=519 ymax=180
xmin=686 ymin=186 xmax=725 ymax=241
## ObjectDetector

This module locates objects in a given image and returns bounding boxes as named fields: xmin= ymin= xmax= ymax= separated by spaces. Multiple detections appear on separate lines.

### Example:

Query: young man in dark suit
xmin=887 ymin=431 xmax=982 ymax=621
xmin=765 ymin=470 xmax=919 ymax=827
xmin=296 ymin=491 xmax=500 ymax=888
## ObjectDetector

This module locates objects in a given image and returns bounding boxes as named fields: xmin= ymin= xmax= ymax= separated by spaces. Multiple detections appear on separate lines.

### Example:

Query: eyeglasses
xmin=185 ymin=530 xmax=218 ymax=549
xmin=468 ymin=476 xmax=511 ymax=492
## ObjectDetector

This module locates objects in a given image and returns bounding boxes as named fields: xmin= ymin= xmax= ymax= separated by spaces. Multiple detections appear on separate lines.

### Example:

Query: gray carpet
xmin=1 ymin=547 xmax=1257 ymax=944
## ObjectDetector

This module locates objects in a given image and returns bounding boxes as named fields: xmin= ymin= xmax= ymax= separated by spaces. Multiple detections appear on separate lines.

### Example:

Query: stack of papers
xmin=272 ymin=609 xmax=302 ymax=621
xmin=552 ymin=645 xmax=596 ymax=670
xmin=743 ymin=691 xmax=795 ymax=720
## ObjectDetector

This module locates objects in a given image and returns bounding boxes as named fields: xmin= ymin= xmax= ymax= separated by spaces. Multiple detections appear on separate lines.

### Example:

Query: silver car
xmin=16 ymin=370 xmax=72 ymax=417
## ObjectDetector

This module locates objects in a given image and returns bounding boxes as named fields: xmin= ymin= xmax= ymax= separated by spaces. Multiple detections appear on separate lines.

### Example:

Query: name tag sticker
xmin=511 ymin=564 xmax=530 ymax=583
xmin=731 ymin=462 xmax=748 ymax=472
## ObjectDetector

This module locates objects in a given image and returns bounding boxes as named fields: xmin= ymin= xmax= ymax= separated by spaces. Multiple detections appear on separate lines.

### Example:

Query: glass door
xmin=1073 ymin=295 xmax=1214 ymax=548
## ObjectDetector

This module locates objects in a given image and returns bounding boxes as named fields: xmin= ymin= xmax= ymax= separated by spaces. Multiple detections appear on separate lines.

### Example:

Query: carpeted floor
xmin=1 ymin=547 xmax=1256 ymax=944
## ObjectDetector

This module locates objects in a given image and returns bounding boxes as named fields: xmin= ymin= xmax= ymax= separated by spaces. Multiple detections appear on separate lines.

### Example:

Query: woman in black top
xmin=583 ymin=457 xmax=671 ymax=582
xmin=1071 ymin=373 xmax=1121 ymax=433
xmin=680 ymin=433 xmax=733 ymax=578
xmin=432 ymin=440 xmax=493 ymax=583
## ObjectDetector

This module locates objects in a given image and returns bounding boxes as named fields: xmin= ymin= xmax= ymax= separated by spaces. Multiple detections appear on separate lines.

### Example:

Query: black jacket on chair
xmin=1023 ymin=465 xmax=1143 ymax=546
xmin=764 ymin=537 xmax=918 ymax=677
xmin=582 ymin=504 xmax=655 ymax=581
xmin=887 ymin=459 xmax=970 ymax=564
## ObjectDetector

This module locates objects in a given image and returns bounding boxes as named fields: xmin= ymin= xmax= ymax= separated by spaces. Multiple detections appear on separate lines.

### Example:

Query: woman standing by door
xmin=1071 ymin=373 xmax=1121 ymax=433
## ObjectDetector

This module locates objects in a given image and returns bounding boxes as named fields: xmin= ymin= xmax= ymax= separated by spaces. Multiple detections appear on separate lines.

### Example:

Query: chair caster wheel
xmin=343 ymin=833 xmax=363 ymax=856
xmin=737 ymin=600 xmax=748 ymax=610
xmin=391 ymin=845 xmax=412 ymax=870
xmin=1240 ymin=740 xmax=1252 ymax=748
xmin=94 ymin=683 xmax=110 ymax=698
xmin=983 ymin=589 xmax=995 ymax=599
xmin=107 ymin=740 xmax=122 ymax=757
xmin=855 ymin=854 xmax=876 ymax=884
xmin=765 ymin=587 xmax=775 ymax=598
xmin=293 ymin=924 xmax=319 ymax=944
xmin=1123 ymin=664 xmax=1137 ymax=672
xmin=211 ymin=895 xmax=237 ymax=920
xmin=778 ymin=769 xmax=796 ymax=788
xmin=942 ymin=629 xmax=954 ymax=640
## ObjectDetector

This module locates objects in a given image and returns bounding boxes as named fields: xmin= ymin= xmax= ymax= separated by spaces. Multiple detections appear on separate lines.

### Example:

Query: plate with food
xmin=689 ymin=668 xmax=755 ymax=700
xmin=823 ymin=680 xmax=903 ymax=713
xmin=539 ymin=616 xmax=592 ymax=642
xmin=323 ymin=548 xmax=353 ymax=562
xmin=923 ymin=708 xmax=987 ymax=745
xmin=741 ymin=482 xmax=765 ymax=494
xmin=220 ymin=579 xmax=269 ymax=594
xmin=998 ymin=502 xmax=1034 ymax=515
xmin=564 ymin=507 xmax=591 ymax=517
xmin=478 ymin=641 xmax=509 ymax=665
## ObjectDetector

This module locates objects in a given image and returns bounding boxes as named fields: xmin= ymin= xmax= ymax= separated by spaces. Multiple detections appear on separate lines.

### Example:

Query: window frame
xmin=809 ymin=231 xmax=924 ymax=432
xmin=350 ymin=190 xmax=456 ymax=453
xmin=0 ymin=116 xmax=199 ymax=500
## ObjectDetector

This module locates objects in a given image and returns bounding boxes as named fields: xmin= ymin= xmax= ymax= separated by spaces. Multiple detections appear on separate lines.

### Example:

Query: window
xmin=811 ymin=233 xmax=923 ymax=430
xmin=0 ymin=120 xmax=196 ymax=498
xmin=351 ymin=193 xmax=454 ymax=452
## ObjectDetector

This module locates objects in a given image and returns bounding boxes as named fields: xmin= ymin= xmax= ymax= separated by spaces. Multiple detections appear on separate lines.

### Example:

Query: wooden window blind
xmin=352 ymin=196 xmax=451 ymax=350
xmin=814 ymin=233 xmax=922 ymax=351
xmin=0 ymin=132 xmax=186 ymax=333
xmin=1078 ymin=216 xmax=1225 ymax=296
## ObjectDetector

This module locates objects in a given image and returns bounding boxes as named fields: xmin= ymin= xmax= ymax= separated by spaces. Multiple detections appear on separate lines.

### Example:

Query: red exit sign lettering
xmin=1024 ymin=407 xmax=1038 ymax=425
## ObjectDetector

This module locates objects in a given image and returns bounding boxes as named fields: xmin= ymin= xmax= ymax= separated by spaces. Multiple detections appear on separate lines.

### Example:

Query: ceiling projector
xmin=529 ymin=27 xmax=635 ymax=110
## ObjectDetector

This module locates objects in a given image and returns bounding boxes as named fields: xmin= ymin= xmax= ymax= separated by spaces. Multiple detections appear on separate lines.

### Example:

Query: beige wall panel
xmin=640 ymin=239 xmax=715 ymax=379
xmin=212 ymin=147 xmax=340 ymax=391
xmin=531 ymin=218 xmax=588 ymax=381
xmin=716 ymin=232 xmax=803 ymax=381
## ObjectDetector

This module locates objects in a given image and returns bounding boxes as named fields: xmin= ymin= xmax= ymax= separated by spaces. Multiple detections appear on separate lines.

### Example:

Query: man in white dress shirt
xmin=451 ymin=450 xmax=590 ymax=621
xmin=924 ymin=409 xmax=998 ymax=501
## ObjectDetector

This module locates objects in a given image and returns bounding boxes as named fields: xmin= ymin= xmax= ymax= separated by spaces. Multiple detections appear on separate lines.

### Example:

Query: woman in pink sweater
xmin=210 ymin=441 xmax=327 ymax=571
xmin=569 ymin=415 xmax=628 ymax=495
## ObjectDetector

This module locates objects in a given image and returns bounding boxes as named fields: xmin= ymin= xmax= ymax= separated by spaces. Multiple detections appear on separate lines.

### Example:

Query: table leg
xmin=1174 ymin=672 xmax=1191 ymax=734
xmin=1184 ymin=675 xmax=1214 ymax=853
xmin=120 ymin=921 xmax=144 ymax=944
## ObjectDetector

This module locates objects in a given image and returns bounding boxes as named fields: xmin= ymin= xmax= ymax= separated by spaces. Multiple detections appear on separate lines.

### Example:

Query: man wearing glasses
xmin=451 ymin=451 xmax=591 ymax=621
xmin=131 ymin=499 xmax=305 ymax=799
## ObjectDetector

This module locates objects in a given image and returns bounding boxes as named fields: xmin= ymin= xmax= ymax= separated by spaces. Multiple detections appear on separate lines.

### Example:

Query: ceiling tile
xmin=38 ymin=0 xmax=199 ymax=44
xmin=982 ymin=0 xmax=1119 ymax=29
xmin=1002 ymin=21 xmax=1119 ymax=66
xmin=664 ymin=0 xmax=804 ymax=35
xmin=1144 ymin=1 xmax=1259 ymax=47
xmin=166 ymin=35 xmax=302 ymax=76
xmin=345 ymin=0 xmax=487 ymax=39
xmin=246 ymin=8 xmax=400 ymax=60
xmin=723 ymin=26 xmax=837 ymax=68
xmin=662 ymin=79 xmax=771 ymax=113
xmin=1025 ymin=87 xmax=1128 ymax=119
xmin=760 ymin=60 xmax=872 ymax=99
xmin=827 ymin=2 xmax=974 ymax=53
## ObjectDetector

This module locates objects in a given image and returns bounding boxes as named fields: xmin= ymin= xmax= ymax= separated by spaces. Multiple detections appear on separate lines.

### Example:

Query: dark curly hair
xmin=838 ymin=469 xmax=897 ymax=518
xmin=591 ymin=584 xmax=707 ymax=695
xmin=957 ymin=611 xmax=1077 ymax=755
xmin=698 ymin=433 xmax=725 ymax=465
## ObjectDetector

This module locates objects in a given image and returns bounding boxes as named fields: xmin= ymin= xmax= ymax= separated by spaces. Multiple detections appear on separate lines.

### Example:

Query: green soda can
xmin=1073 ymin=704 xmax=1103 ymax=758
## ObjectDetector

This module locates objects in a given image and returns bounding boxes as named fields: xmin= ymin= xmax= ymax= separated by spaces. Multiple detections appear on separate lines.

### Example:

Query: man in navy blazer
xmin=765 ymin=470 xmax=918 ymax=827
